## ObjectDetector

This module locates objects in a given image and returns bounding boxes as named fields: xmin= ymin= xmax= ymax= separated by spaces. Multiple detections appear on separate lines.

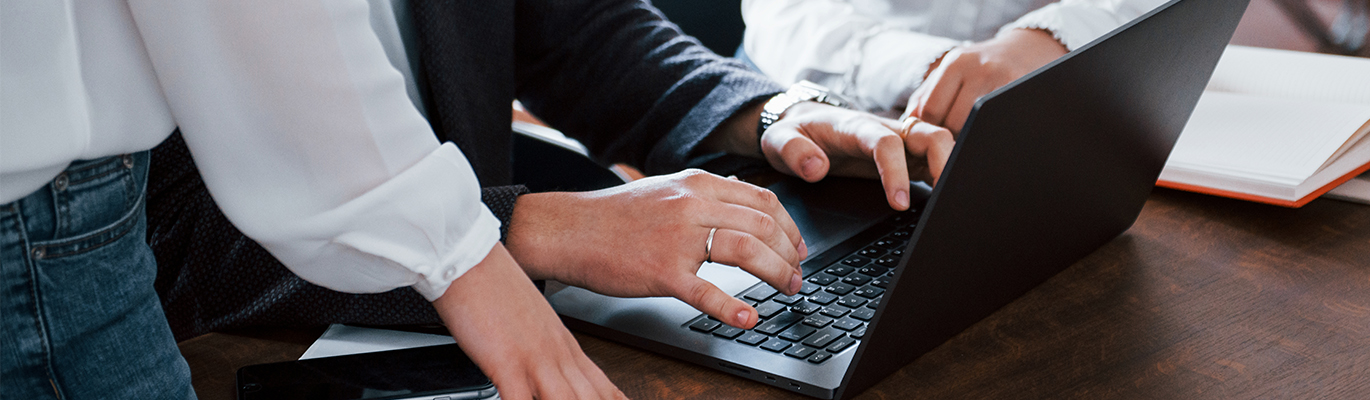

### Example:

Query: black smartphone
xmin=236 ymin=344 xmax=497 ymax=400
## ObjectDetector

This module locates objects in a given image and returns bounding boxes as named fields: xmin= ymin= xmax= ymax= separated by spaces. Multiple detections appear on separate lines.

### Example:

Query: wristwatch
xmin=757 ymin=80 xmax=849 ymax=141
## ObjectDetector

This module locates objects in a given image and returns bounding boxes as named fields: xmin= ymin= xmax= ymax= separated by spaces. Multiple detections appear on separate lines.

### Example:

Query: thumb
xmin=761 ymin=124 xmax=830 ymax=182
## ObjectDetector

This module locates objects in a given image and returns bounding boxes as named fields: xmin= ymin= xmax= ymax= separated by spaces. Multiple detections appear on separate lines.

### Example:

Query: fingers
xmin=944 ymin=78 xmax=999 ymax=134
xmin=871 ymin=133 xmax=913 ymax=211
xmin=672 ymin=274 xmax=759 ymax=329
xmin=558 ymin=360 xmax=603 ymax=400
xmin=574 ymin=352 xmax=626 ymax=400
xmin=900 ymin=122 xmax=956 ymax=186
xmin=760 ymin=122 xmax=830 ymax=182
xmin=698 ymin=205 xmax=801 ymax=269
xmin=705 ymin=176 xmax=806 ymax=258
xmin=705 ymin=228 xmax=803 ymax=296
xmin=912 ymin=52 xmax=965 ymax=128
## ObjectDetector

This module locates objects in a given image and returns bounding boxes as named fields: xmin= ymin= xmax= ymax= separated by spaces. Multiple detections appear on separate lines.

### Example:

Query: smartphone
xmin=236 ymin=344 xmax=497 ymax=400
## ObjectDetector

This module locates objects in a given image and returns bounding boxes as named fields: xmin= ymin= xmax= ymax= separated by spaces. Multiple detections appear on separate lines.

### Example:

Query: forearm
xmin=514 ymin=0 xmax=780 ymax=174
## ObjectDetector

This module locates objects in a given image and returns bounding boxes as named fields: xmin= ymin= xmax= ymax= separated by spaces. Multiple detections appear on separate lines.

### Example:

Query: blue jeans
xmin=1 ymin=152 xmax=196 ymax=399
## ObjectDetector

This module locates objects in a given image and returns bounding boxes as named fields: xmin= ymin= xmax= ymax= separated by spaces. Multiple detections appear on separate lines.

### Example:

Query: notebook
xmin=1157 ymin=45 xmax=1370 ymax=207
xmin=547 ymin=0 xmax=1251 ymax=398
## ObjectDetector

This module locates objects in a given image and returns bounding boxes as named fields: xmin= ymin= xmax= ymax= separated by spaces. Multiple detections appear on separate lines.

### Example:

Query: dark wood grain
xmin=181 ymin=5 xmax=1370 ymax=398
xmin=181 ymin=190 xmax=1370 ymax=400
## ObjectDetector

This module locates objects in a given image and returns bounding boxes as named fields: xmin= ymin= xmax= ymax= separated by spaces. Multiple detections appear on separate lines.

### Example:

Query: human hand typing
xmin=760 ymin=102 xmax=955 ymax=210
xmin=906 ymin=28 xmax=1069 ymax=134
xmin=505 ymin=169 xmax=806 ymax=329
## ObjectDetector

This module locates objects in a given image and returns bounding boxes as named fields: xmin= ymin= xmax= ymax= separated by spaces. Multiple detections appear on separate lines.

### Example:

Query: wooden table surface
xmin=181 ymin=188 xmax=1370 ymax=399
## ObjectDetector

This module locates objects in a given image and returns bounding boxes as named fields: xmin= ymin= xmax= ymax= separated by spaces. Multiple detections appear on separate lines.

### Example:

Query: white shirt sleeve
xmin=742 ymin=0 xmax=963 ymax=113
xmin=998 ymin=0 xmax=1170 ymax=51
xmin=127 ymin=0 xmax=501 ymax=301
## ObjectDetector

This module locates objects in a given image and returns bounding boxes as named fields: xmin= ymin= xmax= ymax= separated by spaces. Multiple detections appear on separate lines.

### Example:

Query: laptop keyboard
xmin=684 ymin=212 xmax=918 ymax=364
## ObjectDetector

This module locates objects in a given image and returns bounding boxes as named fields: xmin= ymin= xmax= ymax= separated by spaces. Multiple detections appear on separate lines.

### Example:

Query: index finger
xmin=671 ymin=274 xmax=759 ymax=329
xmin=867 ymin=127 xmax=913 ymax=211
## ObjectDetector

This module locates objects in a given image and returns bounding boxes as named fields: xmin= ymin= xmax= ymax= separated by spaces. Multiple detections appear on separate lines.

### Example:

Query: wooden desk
xmin=181 ymin=188 xmax=1370 ymax=399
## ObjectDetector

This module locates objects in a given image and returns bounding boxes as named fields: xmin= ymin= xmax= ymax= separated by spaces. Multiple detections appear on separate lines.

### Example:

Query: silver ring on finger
xmin=705 ymin=227 xmax=718 ymax=263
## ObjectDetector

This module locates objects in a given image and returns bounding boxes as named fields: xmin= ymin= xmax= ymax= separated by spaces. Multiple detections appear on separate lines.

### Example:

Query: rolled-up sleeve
xmin=129 ymin=0 xmax=499 ymax=300
xmin=998 ymin=0 xmax=1169 ymax=51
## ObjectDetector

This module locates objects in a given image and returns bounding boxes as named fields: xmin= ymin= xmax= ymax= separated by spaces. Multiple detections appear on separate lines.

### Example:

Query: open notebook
xmin=1156 ymin=45 xmax=1370 ymax=207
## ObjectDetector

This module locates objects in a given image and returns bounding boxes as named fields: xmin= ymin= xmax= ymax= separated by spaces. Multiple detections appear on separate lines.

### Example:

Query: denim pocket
xmin=34 ymin=152 xmax=148 ymax=259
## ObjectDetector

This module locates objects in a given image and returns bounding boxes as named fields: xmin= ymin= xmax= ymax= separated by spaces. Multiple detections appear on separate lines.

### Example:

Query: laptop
xmin=548 ymin=0 xmax=1252 ymax=397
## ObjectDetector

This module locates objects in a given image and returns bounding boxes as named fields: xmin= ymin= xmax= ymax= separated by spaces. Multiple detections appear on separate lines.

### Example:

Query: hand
xmin=504 ymin=169 xmax=806 ymax=329
xmin=907 ymin=28 xmax=1068 ymax=134
xmin=432 ymin=243 xmax=624 ymax=400
xmin=762 ymin=102 xmax=955 ymax=210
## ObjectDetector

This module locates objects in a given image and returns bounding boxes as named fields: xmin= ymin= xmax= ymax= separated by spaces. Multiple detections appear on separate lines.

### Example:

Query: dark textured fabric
xmin=148 ymin=134 xmax=443 ymax=341
xmin=148 ymin=0 xmax=784 ymax=340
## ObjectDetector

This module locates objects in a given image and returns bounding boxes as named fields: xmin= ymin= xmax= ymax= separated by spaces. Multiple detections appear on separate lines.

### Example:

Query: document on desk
xmin=1157 ymin=45 xmax=1370 ymax=207
xmin=299 ymin=324 xmax=455 ymax=360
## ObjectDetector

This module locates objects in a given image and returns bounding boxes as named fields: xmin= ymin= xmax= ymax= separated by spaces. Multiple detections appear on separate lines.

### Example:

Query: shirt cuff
xmin=998 ymin=3 xmax=1118 ymax=51
xmin=410 ymin=205 xmax=502 ymax=301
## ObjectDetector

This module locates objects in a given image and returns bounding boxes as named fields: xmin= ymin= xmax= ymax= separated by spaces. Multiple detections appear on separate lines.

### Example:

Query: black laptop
xmin=548 ymin=0 xmax=1253 ymax=398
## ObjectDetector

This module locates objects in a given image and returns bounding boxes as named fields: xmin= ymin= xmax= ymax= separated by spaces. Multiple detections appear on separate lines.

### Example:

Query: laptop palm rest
xmin=548 ymin=177 xmax=925 ymax=395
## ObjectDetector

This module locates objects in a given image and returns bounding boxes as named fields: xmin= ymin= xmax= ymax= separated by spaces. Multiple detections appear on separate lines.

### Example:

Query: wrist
xmin=701 ymin=101 xmax=767 ymax=158
xmin=503 ymin=191 xmax=579 ymax=281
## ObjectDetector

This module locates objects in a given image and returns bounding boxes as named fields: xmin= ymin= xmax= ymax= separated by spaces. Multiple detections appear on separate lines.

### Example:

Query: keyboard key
xmin=824 ymin=265 xmax=855 ymax=276
xmin=872 ymin=276 xmax=892 ymax=288
xmin=826 ymin=283 xmax=856 ymax=295
xmin=827 ymin=337 xmax=857 ymax=353
xmin=874 ymin=239 xmax=901 ymax=249
xmin=841 ymin=275 xmax=871 ymax=286
xmin=853 ymin=287 xmax=883 ymax=299
xmin=833 ymin=317 xmax=863 ymax=331
xmin=789 ymin=301 xmax=822 ymax=315
xmin=742 ymin=285 xmax=778 ymax=302
xmin=737 ymin=331 xmax=769 ymax=346
xmin=713 ymin=325 xmax=745 ymax=339
xmin=889 ymin=248 xmax=904 ymax=257
xmin=820 ymin=306 xmax=850 ymax=318
xmin=802 ymin=315 xmax=833 ymax=328
xmin=874 ymin=256 xmax=900 ymax=267
xmin=784 ymin=346 xmax=817 ymax=360
xmin=850 ymin=325 xmax=867 ymax=339
xmin=850 ymin=308 xmax=875 ymax=321
xmin=801 ymin=328 xmax=843 ymax=348
xmin=755 ymin=312 xmax=802 ymax=335
xmin=858 ymin=266 xmax=889 ymax=277
xmin=773 ymin=293 xmax=805 ymax=305
xmin=890 ymin=230 xmax=912 ymax=239
xmin=755 ymin=301 xmax=786 ymax=319
xmin=807 ymin=292 xmax=838 ymax=305
xmin=798 ymin=282 xmax=822 ymax=296
xmin=689 ymin=319 xmax=721 ymax=332
xmin=836 ymin=295 xmax=866 ymax=309
xmin=760 ymin=338 xmax=792 ymax=353
xmin=779 ymin=324 xmax=817 ymax=342
xmin=867 ymin=297 xmax=882 ymax=309
xmin=840 ymin=256 xmax=870 ymax=267
xmin=808 ymin=352 xmax=832 ymax=363
xmin=807 ymin=273 xmax=838 ymax=286
xmin=856 ymin=247 xmax=885 ymax=258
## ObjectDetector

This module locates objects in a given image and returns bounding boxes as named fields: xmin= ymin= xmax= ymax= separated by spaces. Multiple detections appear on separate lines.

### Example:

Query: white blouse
xmin=742 ymin=0 xmax=1169 ymax=114
xmin=0 ymin=0 xmax=500 ymax=301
